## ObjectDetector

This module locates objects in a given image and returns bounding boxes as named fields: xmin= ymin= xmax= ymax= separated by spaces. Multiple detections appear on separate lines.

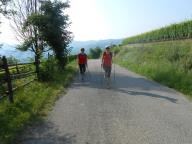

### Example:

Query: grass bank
xmin=0 ymin=61 xmax=76 ymax=144
xmin=114 ymin=39 xmax=192 ymax=98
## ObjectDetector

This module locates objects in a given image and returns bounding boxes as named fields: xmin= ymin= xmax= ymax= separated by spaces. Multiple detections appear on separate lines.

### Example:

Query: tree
xmin=0 ymin=0 xmax=12 ymax=49
xmin=0 ymin=0 xmax=11 ymax=15
xmin=9 ymin=0 xmax=47 ymax=80
xmin=89 ymin=47 xmax=102 ymax=59
xmin=0 ymin=0 xmax=12 ymax=33
xmin=25 ymin=0 xmax=73 ymax=68
xmin=9 ymin=0 xmax=42 ymax=50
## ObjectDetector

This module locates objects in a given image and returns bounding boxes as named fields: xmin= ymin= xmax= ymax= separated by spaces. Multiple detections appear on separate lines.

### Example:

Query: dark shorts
xmin=79 ymin=64 xmax=86 ymax=74
xmin=103 ymin=65 xmax=112 ymax=77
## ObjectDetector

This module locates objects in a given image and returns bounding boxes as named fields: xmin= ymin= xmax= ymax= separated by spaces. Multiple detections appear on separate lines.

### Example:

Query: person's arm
xmin=85 ymin=54 xmax=88 ymax=67
xmin=77 ymin=54 xmax=79 ymax=65
xmin=101 ymin=52 xmax=104 ymax=67
xmin=111 ymin=52 xmax=113 ymax=63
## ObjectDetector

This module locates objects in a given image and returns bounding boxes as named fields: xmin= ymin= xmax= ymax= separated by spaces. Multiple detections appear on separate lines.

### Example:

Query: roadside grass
xmin=0 ymin=61 xmax=77 ymax=144
xmin=114 ymin=39 xmax=192 ymax=99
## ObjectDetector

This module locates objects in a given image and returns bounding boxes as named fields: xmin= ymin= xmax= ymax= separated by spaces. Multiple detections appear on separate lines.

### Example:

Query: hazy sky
xmin=0 ymin=0 xmax=192 ymax=44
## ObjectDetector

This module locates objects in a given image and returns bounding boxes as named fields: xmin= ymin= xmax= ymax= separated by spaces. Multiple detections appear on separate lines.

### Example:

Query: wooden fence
xmin=0 ymin=56 xmax=36 ymax=103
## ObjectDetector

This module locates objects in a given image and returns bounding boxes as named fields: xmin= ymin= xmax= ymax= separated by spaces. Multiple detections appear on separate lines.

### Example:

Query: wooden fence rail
xmin=0 ymin=56 xmax=36 ymax=103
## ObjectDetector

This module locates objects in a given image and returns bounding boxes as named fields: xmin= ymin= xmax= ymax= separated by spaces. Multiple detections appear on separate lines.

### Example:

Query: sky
xmin=0 ymin=0 xmax=192 ymax=44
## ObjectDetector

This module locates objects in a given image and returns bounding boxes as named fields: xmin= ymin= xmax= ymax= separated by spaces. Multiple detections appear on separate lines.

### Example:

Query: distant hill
xmin=0 ymin=39 xmax=123 ymax=62
xmin=70 ymin=39 xmax=123 ymax=54
xmin=0 ymin=43 xmax=34 ymax=62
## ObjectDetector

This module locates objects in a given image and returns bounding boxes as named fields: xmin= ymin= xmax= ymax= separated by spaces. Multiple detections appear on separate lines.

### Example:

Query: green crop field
xmin=123 ymin=20 xmax=192 ymax=45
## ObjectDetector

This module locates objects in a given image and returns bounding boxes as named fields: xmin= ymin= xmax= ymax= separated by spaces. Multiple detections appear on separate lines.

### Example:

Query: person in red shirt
xmin=101 ymin=46 xmax=113 ymax=79
xmin=77 ymin=48 xmax=88 ymax=77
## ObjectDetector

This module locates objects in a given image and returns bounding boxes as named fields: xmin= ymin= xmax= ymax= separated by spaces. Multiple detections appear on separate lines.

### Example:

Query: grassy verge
xmin=0 ymin=61 xmax=77 ymax=144
xmin=114 ymin=39 xmax=192 ymax=99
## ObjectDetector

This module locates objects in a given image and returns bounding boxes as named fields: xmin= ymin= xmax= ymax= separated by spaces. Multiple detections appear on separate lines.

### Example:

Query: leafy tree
xmin=24 ymin=0 xmax=73 ymax=69
xmin=89 ymin=47 xmax=102 ymax=59
xmin=9 ymin=0 xmax=48 ymax=80
xmin=0 ymin=0 xmax=12 ymax=49
xmin=0 ymin=0 xmax=11 ymax=15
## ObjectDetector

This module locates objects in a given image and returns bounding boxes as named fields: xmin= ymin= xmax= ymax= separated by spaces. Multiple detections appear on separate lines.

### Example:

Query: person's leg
xmin=105 ymin=66 xmax=111 ymax=78
xmin=106 ymin=66 xmax=112 ymax=88
xmin=82 ymin=64 xmax=86 ymax=80
xmin=82 ymin=64 xmax=86 ymax=73
xmin=107 ymin=66 xmax=112 ymax=78
xmin=79 ymin=64 xmax=85 ymax=80
xmin=103 ymin=65 xmax=107 ymax=78
xmin=79 ymin=64 xmax=83 ymax=74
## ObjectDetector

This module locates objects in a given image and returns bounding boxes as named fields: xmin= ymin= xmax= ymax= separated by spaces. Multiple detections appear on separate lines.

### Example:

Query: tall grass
xmin=0 ymin=61 xmax=76 ymax=144
xmin=115 ymin=39 xmax=192 ymax=97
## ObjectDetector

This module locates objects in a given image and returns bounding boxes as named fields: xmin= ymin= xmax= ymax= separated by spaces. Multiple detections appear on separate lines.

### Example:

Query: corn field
xmin=123 ymin=20 xmax=192 ymax=45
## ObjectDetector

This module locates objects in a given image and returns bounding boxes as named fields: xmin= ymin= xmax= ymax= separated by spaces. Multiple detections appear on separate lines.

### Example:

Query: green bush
xmin=112 ymin=45 xmax=121 ymax=55
xmin=39 ymin=57 xmax=57 ymax=81
xmin=180 ymin=54 xmax=192 ymax=72
xmin=89 ymin=47 xmax=102 ymax=59
xmin=68 ymin=55 xmax=77 ymax=62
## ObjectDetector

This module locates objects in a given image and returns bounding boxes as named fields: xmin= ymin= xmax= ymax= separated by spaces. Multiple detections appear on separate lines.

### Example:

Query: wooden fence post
xmin=2 ymin=56 xmax=14 ymax=103
xmin=35 ymin=55 xmax=40 ymax=80
xmin=48 ymin=52 xmax=50 ymax=59
xmin=16 ymin=62 xmax=20 ymax=73
xmin=0 ymin=56 xmax=2 ymax=68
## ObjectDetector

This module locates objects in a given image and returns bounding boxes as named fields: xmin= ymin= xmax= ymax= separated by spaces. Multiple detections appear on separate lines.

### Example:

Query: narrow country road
xmin=19 ymin=60 xmax=192 ymax=144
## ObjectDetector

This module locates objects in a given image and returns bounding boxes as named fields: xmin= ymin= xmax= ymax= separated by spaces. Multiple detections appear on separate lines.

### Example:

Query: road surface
xmin=19 ymin=60 xmax=192 ymax=144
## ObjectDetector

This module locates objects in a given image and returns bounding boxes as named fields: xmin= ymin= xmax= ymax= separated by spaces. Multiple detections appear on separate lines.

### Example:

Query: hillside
xmin=0 ymin=43 xmax=34 ymax=62
xmin=113 ymin=19 xmax=192 ymax=98
xmin=70 ymin=39 xmax=122 ymax=53
xmin=114 ymin=39 xmax=192 ymax=98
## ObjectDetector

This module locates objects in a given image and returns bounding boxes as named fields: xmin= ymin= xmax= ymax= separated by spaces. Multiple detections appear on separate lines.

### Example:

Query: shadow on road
xmin=17 ymin=121 xmax=77 ymax=144
xmin=72 ymin=71 xmax=178 ymax=104
xmin=118 ymin=89 xmax=177 ymax=103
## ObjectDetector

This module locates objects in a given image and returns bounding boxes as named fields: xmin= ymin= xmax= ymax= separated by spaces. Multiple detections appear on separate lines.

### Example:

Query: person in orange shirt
xmin=101 ymin=46 xmax=113 ymax=81
xmin=77 ymin=48 xmax=88 ymax=80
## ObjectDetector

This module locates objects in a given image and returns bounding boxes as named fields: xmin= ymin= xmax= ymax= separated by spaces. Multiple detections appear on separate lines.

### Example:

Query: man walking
xmin=77 ymin=48 xmax=88 ymax=80
xmin=101 ymin=46 xmax=113 ymax=87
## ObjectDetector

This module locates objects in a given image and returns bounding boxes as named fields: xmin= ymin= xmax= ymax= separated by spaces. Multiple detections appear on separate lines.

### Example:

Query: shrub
xmin=89 ymin=47 xmax=102 ymax=59
xmin=39 ymin=57 xmax=57 ymax=82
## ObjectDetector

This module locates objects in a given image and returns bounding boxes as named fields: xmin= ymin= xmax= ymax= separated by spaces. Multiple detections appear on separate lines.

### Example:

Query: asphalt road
xmin=19 ymin=59 xmax=192 ymax=144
